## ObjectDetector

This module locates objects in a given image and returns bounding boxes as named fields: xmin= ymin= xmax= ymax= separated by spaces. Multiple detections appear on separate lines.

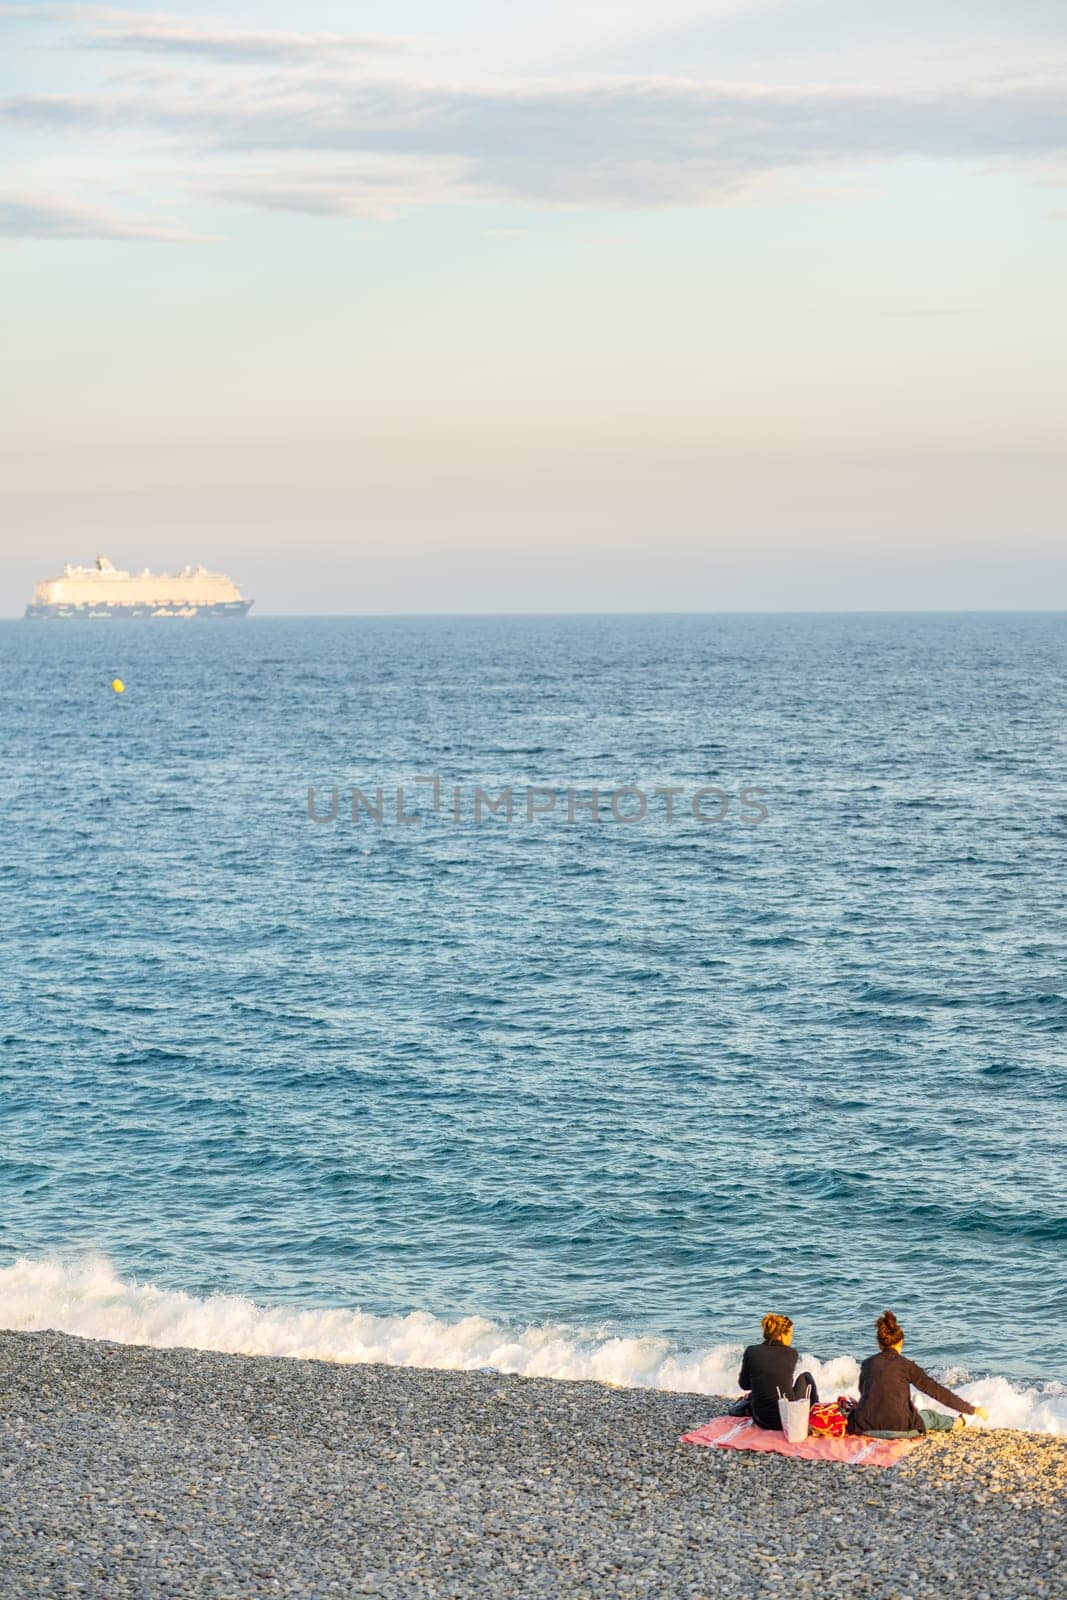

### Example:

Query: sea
xmin=1 ymin=613 xmax=1064 ymax=1433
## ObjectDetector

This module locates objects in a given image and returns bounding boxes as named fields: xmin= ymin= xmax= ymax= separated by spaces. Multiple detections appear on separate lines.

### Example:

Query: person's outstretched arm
xmin=905 ymin=1360 xmax=987 ymax=1418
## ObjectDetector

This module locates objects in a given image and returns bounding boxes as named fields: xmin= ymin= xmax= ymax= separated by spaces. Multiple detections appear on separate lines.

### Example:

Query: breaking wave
xmin=2 ymin=1256 xmax=1064 ymax=1436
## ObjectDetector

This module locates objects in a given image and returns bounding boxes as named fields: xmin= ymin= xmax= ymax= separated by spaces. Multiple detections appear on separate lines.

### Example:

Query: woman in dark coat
xmin=848 ymin=1310 xmax=989 ymax=1436
xmin=737 ymin=1313 xmax=819 ymax=1430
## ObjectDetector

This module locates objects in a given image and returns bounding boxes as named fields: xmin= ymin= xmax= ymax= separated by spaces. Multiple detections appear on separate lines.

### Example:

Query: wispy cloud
xmin=0 ymin=194 xmax=201 ymax=241
xmin=207 ymin=155 xmax=481 ymax=221
xmin=3 ymin=5 xmax=1066 ymax=235
xmin=4 ymin=76 xmax=1065 ymax=208
xmin=0 ymin=3 xmax=413 ymax=59
xmin=72 ymin=18 xmax=412 ymax=64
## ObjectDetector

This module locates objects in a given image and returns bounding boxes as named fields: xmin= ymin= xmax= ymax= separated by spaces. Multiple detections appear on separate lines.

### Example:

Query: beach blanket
xmin=680 ymin=1415 xmax=920 ymax=1468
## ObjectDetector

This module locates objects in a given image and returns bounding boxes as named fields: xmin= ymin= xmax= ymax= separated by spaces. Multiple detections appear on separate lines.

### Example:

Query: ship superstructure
xmin=25 ymin=556 xmax=253 ymax=619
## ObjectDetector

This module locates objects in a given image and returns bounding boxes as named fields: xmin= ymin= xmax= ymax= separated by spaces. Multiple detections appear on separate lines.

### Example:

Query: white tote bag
xmin=777 ymin=1388 xmax=811 ymax=1442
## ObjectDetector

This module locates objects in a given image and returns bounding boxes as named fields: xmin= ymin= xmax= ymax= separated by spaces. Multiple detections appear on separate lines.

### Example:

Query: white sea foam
xmin=2 ymin=1256 xmax=1064 ymax=1436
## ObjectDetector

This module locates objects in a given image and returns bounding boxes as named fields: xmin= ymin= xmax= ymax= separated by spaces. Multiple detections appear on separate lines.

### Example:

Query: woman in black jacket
xmin=737 ymin=1313 xmax=819 ymax=1429
xmin=848 ymin=1310 xmax=989 ymax=1436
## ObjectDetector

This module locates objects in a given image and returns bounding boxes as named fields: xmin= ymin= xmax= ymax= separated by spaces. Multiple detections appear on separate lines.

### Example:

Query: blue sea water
xmin=1 ymin=614 xmax=1065 ymax=1405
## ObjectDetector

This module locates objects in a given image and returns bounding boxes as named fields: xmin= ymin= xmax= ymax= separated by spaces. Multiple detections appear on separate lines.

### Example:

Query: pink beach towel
xmin=681 ymin=1415 xmax=920 ymax=1469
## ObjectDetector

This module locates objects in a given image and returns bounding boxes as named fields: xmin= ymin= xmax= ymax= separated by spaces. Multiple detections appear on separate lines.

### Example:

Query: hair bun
xmin=761 ymin=1312 xmax=793 ymax=1344
xmin=876 ymin=1309 xmax=904 ymax=1348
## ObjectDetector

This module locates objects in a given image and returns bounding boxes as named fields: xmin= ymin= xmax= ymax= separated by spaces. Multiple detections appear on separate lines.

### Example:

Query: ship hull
xmin=24 ymin=600 xmax=253 ymax=620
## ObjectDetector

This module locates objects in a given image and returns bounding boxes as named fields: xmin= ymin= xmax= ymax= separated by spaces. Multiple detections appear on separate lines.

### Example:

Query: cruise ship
xmin=25 ymin=556 xmax=253 ymax=619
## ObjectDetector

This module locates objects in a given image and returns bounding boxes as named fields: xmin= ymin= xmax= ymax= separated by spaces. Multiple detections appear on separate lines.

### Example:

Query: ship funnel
xmin=95 ymin=555 xmax=115 ymax=572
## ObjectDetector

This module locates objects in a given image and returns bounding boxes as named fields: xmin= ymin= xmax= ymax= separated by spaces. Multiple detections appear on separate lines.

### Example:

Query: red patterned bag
xmin=808 ymin=1401 xmax=848 ymax=1438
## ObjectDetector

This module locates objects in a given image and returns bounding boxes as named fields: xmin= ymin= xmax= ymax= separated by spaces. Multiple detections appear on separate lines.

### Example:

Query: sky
xmin=1 ymin=1 xmax=1065 ymax=614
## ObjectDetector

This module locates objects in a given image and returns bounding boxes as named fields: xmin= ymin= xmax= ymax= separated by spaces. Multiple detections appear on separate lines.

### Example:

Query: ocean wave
xmin=1 ymin=1256 xmax=1064 ymax=1436
xmin=782 ymin=1166 xmax=870 ymax=1201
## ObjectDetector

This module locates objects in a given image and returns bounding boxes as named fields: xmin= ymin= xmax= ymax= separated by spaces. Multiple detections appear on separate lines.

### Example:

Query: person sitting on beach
xmin=847 ymin=1310 xmax=989 ymax=1437
xmin=737 ymin=1313 xmax=820 ymax=1429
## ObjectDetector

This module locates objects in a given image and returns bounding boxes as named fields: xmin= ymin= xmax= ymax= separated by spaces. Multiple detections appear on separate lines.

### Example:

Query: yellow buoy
xmin=111 ymin=678 xmax=125 ymax=694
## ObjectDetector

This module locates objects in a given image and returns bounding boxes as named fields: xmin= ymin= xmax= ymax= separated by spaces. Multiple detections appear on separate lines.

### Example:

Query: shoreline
xmin=3 ymin=1257 xmax=1062 ymax=1436
xmin=2 ymin=1330 xmax=1064 ymax=1599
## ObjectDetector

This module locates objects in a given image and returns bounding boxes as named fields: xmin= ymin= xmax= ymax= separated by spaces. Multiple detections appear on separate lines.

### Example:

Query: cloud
xmin=0 ymin=195 xmax=201 ymax=241
xmin=72 ymin=19 xmax=412 ymax=64
xmin=2 ymin=6 xmax=1066 ymax=232
xmin=4 ymin=75 xmax=1065 ymax=210
xmin=207 ymin=155 xmax=481 ymax=221
xmin=0 ymin=4 xmax=412 ymax=59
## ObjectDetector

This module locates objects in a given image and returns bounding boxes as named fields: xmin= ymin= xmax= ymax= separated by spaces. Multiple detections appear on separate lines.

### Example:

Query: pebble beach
xmin=1 ymin=1330 xmax=1063 ymax=1600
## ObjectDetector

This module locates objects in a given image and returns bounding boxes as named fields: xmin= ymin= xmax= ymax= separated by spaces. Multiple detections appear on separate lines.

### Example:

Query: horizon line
xmin=4 ymin=607 xmax=1066 ymax=621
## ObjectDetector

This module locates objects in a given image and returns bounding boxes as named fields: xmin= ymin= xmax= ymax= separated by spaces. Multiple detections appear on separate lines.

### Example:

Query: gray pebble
xmin=0 ymin=1329 xmax=1062 ymax=1600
